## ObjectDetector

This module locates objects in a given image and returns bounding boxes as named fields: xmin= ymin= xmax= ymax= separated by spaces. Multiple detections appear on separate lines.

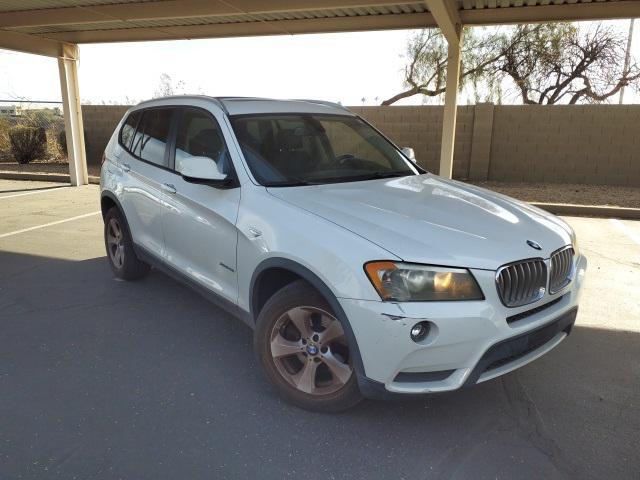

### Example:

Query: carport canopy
xmin=1 ymin=0 xmax=638 ymax=185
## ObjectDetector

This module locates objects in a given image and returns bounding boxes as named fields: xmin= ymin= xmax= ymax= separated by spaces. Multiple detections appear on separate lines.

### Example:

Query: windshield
xmin=229 ymin=113 xmax=420 ymax=186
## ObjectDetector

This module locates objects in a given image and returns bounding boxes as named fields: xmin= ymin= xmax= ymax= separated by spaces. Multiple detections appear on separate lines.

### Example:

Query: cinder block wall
xmin=489 ymin=105 xmax=640 ymax=185
xmin=82 ymin=105 xmax=129 ymax=165
xmin=349 ymin=106 xmax=475 ymax=179
xmin=349 ymin=104 xmax=640 ymax=187
xmin=81 ymin=104 xmax=640 ymax=186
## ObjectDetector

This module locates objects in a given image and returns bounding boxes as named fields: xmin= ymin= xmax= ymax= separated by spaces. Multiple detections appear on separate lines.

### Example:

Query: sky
xmin=1 ymin=20 xmax=639 ymax=107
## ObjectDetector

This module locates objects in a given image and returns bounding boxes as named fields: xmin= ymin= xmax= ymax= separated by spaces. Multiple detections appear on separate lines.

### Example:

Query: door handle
xmin=121 ymin=163 xmax=131 ymax=172
xmin=162 ymin=183 xmax=177 ymax=194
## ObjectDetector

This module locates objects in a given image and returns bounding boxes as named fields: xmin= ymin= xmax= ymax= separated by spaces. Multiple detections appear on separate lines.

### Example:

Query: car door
xmin=117 ymin=107 xmax=177 ymax=259
xmin=161 ymin=106 xmax=241 ymax=304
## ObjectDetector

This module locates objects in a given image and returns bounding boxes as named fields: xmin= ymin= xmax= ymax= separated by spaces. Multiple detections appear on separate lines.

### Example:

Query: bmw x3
xmin=100 ymin=96 xmax=587 ymax=411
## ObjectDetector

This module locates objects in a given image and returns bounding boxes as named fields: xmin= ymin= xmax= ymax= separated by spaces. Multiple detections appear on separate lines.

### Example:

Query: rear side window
xmin=175 ymin=108 xmax=231 ymax=175
xmin=119 ymin=110 xmax=141 ymax=150
xmin=130 ymin=108 xmax=173 ymax=167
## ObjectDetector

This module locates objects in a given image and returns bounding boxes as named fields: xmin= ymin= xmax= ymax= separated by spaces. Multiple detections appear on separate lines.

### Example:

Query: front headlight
xmin=364 ymin=261 xmax=484 ymax=302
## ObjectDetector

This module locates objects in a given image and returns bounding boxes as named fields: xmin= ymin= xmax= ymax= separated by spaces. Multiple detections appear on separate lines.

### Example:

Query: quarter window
xmin=130 ymin=108 xmax=173 ymax=167
xmin=119 ymin=110 xmax=141 ymax=150
xmin=175 ymin=109 xmax=231 ymax=175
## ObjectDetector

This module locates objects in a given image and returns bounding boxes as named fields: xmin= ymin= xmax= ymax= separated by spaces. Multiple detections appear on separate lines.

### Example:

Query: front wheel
xmin=254 ymin=280 xmax=362 ymax=412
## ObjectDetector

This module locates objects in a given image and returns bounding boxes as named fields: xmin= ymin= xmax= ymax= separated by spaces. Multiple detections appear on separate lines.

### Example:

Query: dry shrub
xmin=8 ymin=125 xmax=47 ymax=164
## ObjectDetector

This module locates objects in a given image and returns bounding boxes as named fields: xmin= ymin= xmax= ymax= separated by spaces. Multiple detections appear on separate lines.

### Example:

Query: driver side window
xmin=320 ymin=119 xmax=392 ymax=169
xmin=175 ymin=108 xmax=231 ymax=175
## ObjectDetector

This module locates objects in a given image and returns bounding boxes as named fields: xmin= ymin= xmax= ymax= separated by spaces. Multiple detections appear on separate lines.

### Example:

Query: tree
xmin=381 ymin=28 xmax=505 ymax=105
xmin=497 ymin=23 xmax=640 ymax=104
xmin=386 ymin=22 xmax=640 ymax=105
xmin=153 ymin=73 xmax=185 ymax=98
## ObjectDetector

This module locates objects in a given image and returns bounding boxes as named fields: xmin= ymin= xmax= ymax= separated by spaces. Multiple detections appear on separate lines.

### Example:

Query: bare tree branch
xmin=382 ymin=27 xmax=505 ymax=105
xmin=498 ymin=23 xmax=640 ymax=105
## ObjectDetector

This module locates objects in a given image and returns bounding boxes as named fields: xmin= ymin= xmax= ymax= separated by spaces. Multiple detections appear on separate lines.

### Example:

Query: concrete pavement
xmin=0 ymin=179 xmax=638 ymax=480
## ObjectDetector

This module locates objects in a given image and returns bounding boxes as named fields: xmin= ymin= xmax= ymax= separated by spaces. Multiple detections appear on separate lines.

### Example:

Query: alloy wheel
xmin=106 ymin=217 xmax=125 ymax=269
xmin=269 ymin=306 xmax=353 ymax=395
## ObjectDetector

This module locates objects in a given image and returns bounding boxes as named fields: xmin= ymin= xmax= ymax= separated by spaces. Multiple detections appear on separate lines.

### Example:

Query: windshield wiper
xmin=265 ymin=178 xmax=325 ymax=187
xmin=265 ymin=171 xmax=412 ymax=187
xmin=343 ymin=170 xmax=412 ymax=182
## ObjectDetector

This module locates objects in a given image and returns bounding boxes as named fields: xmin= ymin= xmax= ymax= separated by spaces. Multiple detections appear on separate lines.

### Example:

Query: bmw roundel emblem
xmin=527 ymin=240 xmax=542 ymax=250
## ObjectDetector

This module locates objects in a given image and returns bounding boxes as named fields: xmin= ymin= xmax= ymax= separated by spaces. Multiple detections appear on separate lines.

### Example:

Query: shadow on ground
xmin=0 ymin=251 xmax=638 ymax=480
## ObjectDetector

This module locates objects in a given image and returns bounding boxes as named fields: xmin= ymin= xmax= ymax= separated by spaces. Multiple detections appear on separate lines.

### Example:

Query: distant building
xmin=0 ymin=105 xmax=23 ymax=117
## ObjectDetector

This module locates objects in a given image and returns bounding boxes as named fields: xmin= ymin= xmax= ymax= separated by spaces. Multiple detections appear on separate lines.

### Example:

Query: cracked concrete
xmin=0 ymin=180 xmax=638 ymax=479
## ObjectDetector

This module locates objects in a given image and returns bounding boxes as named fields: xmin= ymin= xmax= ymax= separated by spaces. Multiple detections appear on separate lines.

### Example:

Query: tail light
xmin=101 ymin=151 xmax=106 ymax=165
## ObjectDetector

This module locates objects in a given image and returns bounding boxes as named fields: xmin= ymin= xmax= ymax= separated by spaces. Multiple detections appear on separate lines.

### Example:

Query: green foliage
xmin=57 ymin=129 xmax=67 ymax=156
xmin=8 ymin=125 xmax=47 ymax=164
xmin=21 ymin=108 xmax=62 ymax=128
xmin=0 ymin=117 xmax=10 ymax=157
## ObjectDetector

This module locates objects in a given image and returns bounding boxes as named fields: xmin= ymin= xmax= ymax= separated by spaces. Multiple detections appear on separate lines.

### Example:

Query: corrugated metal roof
xmin=457 ymin=0 xmax=610 ymax=8
xmin=0 ymin=0 xmax=156 ymax=13
xmin=0 ymin=0 xmax=635 ymax=46
xmin=5 ymin=3 xmax=430 ymax=35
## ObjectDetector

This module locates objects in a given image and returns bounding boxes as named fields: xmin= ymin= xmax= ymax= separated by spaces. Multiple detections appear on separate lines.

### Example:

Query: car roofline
xmin=132 ymin=95 xmax=350 ymax=116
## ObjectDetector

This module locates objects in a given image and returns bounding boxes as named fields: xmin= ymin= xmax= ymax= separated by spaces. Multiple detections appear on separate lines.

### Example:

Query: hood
xmin=267 ymin=174 xmax=573 ymax=270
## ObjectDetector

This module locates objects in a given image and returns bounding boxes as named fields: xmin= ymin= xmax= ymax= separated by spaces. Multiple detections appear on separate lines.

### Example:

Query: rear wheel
xmin=255 ymin=280 xmax=362 ymax=412
xmin=104 ymin=207 xmax=150 ymax=280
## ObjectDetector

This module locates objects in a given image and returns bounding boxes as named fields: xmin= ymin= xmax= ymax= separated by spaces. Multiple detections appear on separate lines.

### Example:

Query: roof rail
xmin=294 ymin=99 xmax=349 ymax=111
xmin=133 ymin=94 xmax=230 ymax=114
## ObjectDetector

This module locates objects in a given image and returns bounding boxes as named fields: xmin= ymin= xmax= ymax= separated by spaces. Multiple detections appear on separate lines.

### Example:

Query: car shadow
xmin=0 ymin=251 xmax=638 ymax=480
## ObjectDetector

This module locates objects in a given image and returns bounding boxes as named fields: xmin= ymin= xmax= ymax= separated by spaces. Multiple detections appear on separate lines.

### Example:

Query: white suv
xmin=100 ymin=96 xmax=587 ymax=411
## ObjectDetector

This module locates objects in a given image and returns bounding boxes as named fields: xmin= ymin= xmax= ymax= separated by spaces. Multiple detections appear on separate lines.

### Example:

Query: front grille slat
xmin=502 ymin=270 xmax=512 ymax=298
xmin=549 ymin=247 xmax=574 ymax=294
xmin=526 ymin=263 xmax=534 ymax=300
xmin=518 ymin=264 xmax=525 ymax=303
xmin=496 ymin=258 xmax=547 ymax=308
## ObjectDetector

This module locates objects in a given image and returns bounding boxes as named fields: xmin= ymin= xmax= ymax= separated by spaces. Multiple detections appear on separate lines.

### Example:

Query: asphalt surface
xmin=1 ymin=179 xmax=638 ymax=480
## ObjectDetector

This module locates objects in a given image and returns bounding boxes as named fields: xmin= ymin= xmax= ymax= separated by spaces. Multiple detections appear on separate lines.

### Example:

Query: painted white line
xmin=0 ymin=186 xmax=69 ymax=200
xmin=610 ymin=218 xmax=640 ymax=246
xmin=0 ymin=211 xmax=100 ymax=239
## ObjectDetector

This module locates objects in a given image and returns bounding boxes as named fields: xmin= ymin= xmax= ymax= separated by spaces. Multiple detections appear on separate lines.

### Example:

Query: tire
xmin=103 ymin=207 xmax=150 ymax=280
xmin=254 ymin=280 xmax=362 ymax=412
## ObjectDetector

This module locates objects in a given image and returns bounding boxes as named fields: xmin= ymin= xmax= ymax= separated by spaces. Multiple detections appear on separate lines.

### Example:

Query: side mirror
xmin=401 ymin=147 xmax=416 ymax=162
xmin=177 ymin=155 xmax=227 ymax=182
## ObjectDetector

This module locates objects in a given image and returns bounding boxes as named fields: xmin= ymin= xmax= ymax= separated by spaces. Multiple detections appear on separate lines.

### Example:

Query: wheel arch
xmin=250 ymin=257 xmax=366 ymax=377
xmin=100 ymin=191 xmax=135 ymax=240
xmin=100 ymin=191 xmax=122 ymax=219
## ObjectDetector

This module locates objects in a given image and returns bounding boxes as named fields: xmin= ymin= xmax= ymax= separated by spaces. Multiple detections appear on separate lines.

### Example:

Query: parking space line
xmin=0 ymin=211 xmax=101 ymax=239
xmin=0 ymin=186 xmax=70 ymax=200
xmin=610 ymin=219 xmax=640 ymax=246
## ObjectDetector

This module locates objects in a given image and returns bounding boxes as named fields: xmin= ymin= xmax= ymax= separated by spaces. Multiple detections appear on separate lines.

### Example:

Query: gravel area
xmin=469 ymin=181 xmax=640 ymax=209
xmin=0 ymin=162 xmax=638 ymax=208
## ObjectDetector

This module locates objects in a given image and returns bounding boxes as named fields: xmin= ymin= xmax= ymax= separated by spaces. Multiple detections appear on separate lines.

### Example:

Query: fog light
xmin=410 ymin=322 xmax=429 ymax=342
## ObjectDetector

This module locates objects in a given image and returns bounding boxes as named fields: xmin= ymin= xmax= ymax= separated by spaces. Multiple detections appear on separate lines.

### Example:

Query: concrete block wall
xmin=81 ymin=105 xmax=129 ymax=165
xmin=81 ymin=104 xmax=640 ymax=186
xmin=350 ymin=104 xmax=639 ymax=187
xmin=349 ymin=106 xmax=475 ymax=179
xmin=489 ymin=105 xmax=640 ymax=186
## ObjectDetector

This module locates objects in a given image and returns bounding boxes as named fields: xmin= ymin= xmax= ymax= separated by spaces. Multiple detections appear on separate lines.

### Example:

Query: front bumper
xmin=339 ymin=254 xmax=587 ymax=398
